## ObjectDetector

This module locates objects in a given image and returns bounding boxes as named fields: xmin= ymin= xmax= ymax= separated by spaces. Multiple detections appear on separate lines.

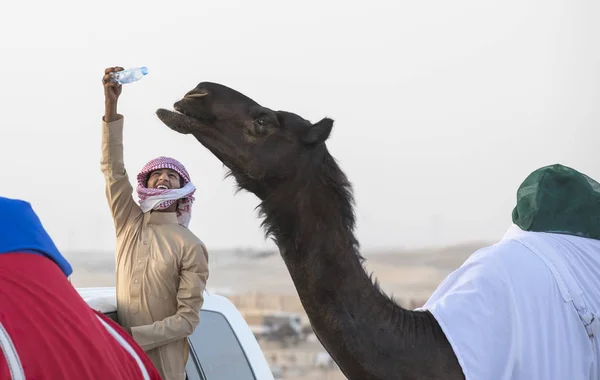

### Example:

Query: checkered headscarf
xmin=136 ymin=156 xmax=196 ymax=227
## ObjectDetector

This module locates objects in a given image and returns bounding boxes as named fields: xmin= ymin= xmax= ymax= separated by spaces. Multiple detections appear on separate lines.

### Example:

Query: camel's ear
xmin=301 ymin=117 xmax=333 ymax=145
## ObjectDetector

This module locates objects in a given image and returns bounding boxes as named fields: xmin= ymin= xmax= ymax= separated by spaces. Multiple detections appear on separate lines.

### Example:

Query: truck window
xmin=185 ymin=352 xmax=204 ymax=380
xmin=189 ymin=310 xmax=257 ymax=380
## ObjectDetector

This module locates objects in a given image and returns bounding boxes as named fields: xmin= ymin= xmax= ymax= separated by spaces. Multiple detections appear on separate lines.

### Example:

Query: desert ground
xmin=66 ymin=241 xmax=489 ymax=379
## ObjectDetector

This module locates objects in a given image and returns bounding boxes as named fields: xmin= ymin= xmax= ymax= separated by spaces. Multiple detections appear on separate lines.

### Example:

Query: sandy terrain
xmin=65 ymin=241 xmax=490 ymax=379
xmin=67 ymin=242 xmax=488 ymax=298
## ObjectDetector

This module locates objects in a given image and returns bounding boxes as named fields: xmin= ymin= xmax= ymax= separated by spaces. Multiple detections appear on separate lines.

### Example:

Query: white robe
xmin=419 ymin=225 xmax=600 ymax=380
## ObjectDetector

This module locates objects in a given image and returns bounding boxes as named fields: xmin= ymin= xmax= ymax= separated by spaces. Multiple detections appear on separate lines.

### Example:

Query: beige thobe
xmin=100 ymin=115 xmax=209 ymax=380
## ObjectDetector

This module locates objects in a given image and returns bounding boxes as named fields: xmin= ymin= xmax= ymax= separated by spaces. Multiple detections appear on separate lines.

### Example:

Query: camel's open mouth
xmin=156 ymin=105 xmax=216 ymax=134
xmin=156 ymin=95 xmax=247 ymax=173
xmin=173 ymin=104 xmax=194 ymax=117
xmin=156 ymin=109 xmax=193 ymax=133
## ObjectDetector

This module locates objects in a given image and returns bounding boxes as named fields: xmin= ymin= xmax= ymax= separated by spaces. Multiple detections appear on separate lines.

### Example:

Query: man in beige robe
xmin=100 ymin=66 xmax=209 ymax=380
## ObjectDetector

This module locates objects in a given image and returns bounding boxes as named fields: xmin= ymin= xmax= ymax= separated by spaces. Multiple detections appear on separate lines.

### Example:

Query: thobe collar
xmin=145 ymin=210 xmax=179 ymax=225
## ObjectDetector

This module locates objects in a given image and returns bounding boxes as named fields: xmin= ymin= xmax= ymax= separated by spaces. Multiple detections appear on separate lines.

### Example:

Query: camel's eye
xmin=256 ymin=118 xmax=268 ymax=127
xmin=252 ymin=118 xmax=270 ymax=135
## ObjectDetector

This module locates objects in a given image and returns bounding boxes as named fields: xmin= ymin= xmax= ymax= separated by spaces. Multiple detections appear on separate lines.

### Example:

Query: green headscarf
xmin=512 ymin=164 xmax=600 ymax=240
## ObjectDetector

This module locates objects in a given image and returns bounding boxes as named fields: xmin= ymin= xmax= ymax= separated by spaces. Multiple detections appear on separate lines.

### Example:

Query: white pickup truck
xmin=77 ymin=287 xmax=275 ymax=380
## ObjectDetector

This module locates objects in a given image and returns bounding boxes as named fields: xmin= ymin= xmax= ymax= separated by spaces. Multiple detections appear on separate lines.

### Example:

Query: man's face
xmin=147 ymin=168 xmax=182 ymax=190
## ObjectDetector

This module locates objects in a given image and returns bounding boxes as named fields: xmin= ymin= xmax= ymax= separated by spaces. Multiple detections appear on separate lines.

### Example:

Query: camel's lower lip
xmin=156 ymin=108 xmax=218 ymax=138
xmin=157 ymin=108 xmax=211 ymax=123
xmin=157 ymin=108 xmax=194 ymax=122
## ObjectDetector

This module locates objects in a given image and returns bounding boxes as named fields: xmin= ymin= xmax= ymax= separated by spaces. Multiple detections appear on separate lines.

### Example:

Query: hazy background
xmin=1 ymin=0 xmax=598 ymax=256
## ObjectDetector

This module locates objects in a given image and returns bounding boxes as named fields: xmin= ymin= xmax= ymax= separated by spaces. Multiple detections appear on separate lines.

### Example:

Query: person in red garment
xmin=0 ymin=196 xmax=163 ymax=380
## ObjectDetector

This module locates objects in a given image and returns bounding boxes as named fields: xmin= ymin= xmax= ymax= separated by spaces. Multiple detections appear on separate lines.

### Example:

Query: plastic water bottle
xmin=111 ymin=67 xmax=148 ymax=84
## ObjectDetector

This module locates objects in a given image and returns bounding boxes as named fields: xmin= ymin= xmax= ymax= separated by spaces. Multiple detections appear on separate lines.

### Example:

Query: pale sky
xmin=1 ymin=0 xmax=598 ymax=254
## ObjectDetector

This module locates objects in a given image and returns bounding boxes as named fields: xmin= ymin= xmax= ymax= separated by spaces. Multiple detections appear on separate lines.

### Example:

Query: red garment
xmin=0 ymin=252 xmax=162 ymax=380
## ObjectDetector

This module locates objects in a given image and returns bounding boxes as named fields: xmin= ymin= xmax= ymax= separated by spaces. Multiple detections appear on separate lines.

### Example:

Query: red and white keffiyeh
xmin=136 ymin=156 xmax=196 ymax=227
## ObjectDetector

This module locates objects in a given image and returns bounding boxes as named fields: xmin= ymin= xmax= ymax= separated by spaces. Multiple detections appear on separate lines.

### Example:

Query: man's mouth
xmin=156 ymin=185 xmax=169 ymax=190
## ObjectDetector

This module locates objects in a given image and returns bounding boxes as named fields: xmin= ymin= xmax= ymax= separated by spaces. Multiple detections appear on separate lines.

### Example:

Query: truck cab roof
xmin=78 ymin=287 xmax=231 ymax=316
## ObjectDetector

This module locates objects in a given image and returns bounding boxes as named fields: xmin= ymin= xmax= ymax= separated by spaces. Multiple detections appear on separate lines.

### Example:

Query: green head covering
xmin=512 ymin=164 xmax=600 ymax=240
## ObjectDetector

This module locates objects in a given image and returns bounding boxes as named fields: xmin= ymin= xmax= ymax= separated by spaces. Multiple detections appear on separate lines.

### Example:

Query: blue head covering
xmin=0 ymin=196 xmax=73 ymax=277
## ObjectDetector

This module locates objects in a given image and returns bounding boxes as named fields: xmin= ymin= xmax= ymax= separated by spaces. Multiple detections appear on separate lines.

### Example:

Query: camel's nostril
xmin=185 ymin=90 xmax=209 ymax=99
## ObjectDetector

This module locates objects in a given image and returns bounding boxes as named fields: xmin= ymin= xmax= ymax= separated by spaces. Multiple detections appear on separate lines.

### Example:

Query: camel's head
xmin=156 ymin=82 xmax=333 ymax=196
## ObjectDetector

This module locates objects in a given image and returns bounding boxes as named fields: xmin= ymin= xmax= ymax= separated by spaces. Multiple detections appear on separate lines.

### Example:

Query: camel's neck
xmin=261 ymin=154 xmax=367 ymax=292
xmin=259 ymin=153 xmax=407 ymax=377
xmin=247 ymin=148 xmax=463 ymax=379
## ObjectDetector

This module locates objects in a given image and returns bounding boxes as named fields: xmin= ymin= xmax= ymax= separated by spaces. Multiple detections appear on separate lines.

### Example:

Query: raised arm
xmin=100 ymin=66 xmax=142 ymax=236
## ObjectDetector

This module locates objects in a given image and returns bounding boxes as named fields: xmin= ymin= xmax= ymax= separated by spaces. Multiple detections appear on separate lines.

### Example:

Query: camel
xmin=156 ymin=82 xmax=464 ymax=380
xmin=156 ymin=82 xmax=600 ymax=380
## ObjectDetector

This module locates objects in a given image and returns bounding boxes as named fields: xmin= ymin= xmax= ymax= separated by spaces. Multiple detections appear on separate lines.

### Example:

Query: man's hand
xmin=103 ymin=66 xmax=124 ymax=122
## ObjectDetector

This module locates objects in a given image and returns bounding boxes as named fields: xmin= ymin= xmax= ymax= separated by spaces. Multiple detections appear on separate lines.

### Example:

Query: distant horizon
xmin=62 ymin=239 xmax=493 ymax=258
